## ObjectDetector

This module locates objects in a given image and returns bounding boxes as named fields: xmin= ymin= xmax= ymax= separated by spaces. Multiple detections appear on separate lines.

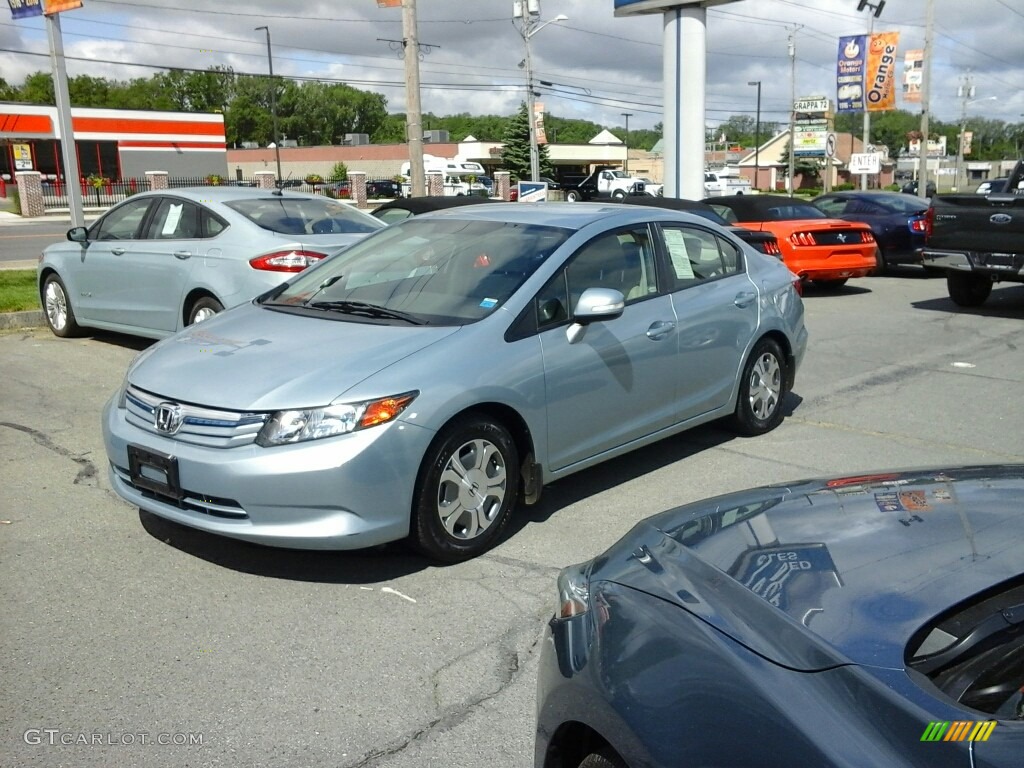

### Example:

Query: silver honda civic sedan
xmin=102 ymin=202 xmax=808 ymax=562
xmin=38 ymin=187 xmax=384 ymax=340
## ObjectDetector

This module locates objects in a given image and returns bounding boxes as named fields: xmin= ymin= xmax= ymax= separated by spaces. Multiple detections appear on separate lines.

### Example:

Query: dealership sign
xmin=836 ymin=32 xmax=900 ymax=113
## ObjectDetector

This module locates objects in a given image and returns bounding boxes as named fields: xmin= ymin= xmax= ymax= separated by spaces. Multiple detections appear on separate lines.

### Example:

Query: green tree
xmin=16 ymin=72 xmax=54 ymax=104
xmin=499 ymin=102 xmax=552 ymax=181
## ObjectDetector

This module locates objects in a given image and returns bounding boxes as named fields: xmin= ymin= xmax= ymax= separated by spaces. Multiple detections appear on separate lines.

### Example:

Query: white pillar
xmin=662 ymin=7 xmax=706 ymax=200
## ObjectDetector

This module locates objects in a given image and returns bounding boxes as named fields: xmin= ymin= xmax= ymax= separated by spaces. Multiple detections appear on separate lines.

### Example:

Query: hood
xmin=597 ymin=466 xmax=1024 ymax=671
xmin=128 ymin=302 xmax=460 ymax=411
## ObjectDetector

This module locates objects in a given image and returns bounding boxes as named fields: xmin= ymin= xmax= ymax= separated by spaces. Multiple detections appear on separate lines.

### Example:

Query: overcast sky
xmin=2 ymin=0 xmax=1022 ymax=136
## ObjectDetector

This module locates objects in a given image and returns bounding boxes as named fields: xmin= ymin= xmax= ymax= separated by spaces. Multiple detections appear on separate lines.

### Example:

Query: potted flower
xmin=206 ymin=174 xmax=224 ymax=186
xmin=304 ymin=173 xmax=324 ymax=186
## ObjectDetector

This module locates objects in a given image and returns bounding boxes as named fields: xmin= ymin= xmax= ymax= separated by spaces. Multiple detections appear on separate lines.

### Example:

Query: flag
xmin=865 ymin=31 xmax=899 ymax=112
xmin=7 ymin=0 xmax=43 ymax=18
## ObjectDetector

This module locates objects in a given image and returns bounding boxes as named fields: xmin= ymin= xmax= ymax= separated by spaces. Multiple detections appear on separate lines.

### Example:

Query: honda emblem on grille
xmin=990 ymin=213 xmax=1012 ymax=225
xmin=155 ymin=402 xmax=184 ymax=434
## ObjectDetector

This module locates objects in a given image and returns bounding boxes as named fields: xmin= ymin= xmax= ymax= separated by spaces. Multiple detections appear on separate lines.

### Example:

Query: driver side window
xmin=92 ymin=198 xmax=153 ymax=241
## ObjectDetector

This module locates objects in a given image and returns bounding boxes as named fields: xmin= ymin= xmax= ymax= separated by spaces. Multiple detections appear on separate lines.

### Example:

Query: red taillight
xmin=249 ymin=250 xmax=327 ymax=272
xmin=909 ymin=217 xmax=927 ymax=233
xmin=763 ymin=239 xmax=781 ymax=256
xmin=924 ymin=207 xmax=934 ymax=239
xmin=790 ymin=231 xmax=817 ymax=246
xmin=860 ymin=230 xmax=875 ymax=243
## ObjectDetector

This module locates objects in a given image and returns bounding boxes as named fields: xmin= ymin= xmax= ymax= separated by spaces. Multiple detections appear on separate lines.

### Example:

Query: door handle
xmin=646 ymin=320 xmax=675 ymax=341
xmin=111 ymin=248 xmax=125 ymax=256
xmin=173 ymin=251 xmax=192 ymax=260
xmin=734 ymin=291 xmax=756 ymax=308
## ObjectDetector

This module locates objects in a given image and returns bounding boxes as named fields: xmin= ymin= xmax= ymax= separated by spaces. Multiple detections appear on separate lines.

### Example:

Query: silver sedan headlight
xmin=256 ymin=392 xmax=417 ymax=447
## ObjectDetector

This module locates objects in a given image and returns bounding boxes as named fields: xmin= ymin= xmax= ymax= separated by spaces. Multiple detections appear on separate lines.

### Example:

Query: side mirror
xmin=67 ymin=226 xmax=88 ymax=243
xmin=566 ymin=287 xmax=625 ymax=344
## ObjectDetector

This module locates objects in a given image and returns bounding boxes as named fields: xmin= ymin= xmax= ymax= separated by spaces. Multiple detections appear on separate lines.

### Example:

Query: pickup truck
xmin=920 ymin=160 xmax=1024 ymax=307
xmin=704 ymin=170 xmax=753 ymax=197
xmin=564 ymin=166 xmax=646 ymax=202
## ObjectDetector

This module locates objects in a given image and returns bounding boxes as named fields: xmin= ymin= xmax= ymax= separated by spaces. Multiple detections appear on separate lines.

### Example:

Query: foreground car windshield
xmin=263 ymin=218 xmax=570 ymax=325
xmin=224 ymin=196 xmax=382 ymax=235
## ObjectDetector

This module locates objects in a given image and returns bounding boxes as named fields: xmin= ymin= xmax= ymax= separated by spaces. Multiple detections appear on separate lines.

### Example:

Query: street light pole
xmin=621 ymin=112 xmax=633 ymax=173
xmin=255 ymin=25 xmax=283 ymax=184
xmin=747 ymin=81 xmax=761 ymax=190
xmin=516 ymin=3 xmax=567 ymax=182
xmin=956 ymin=92 xmax=996 ymax=192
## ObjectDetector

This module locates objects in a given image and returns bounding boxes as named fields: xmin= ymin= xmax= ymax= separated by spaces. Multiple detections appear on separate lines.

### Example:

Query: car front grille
xmin=125 ymin=385 xmax=268 ymax=448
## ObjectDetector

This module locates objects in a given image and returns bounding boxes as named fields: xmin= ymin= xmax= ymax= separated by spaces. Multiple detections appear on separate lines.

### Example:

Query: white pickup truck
xmin=704 ymin=170 xmax=752 ymax=197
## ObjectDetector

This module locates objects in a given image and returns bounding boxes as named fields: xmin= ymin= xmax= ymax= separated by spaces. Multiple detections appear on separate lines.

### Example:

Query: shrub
xmin=329 ymin=162 xmax=348 ymax=182
xmin=206 ymin=174 xmax=224 ymax=186
xmin=87 ymin=174 xmax=110 ymax=189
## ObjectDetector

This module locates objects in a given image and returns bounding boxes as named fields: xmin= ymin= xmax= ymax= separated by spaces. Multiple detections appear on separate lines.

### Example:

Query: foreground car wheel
xmin=42 ymin=274 xmax=82 ymax=338
xmin=187 ymin=296 xmax=224 ymax=325
xmin=731 ymin=338 xmax=787 ymax=436
xmin=946 ymin=272 xmax=992 ymax=307
xmin=412 ymin=416 xmax=519 ymax=562
xmin=578 ymin=751 xmax=627 ymax=768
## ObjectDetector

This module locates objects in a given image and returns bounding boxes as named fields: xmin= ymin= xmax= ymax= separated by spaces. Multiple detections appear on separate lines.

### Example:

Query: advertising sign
xmin=794 ymin=121 xmax=829 ymax=157
xmin=614 ymin=0 xmax=742 ymax=16
xmin=534 ymin=101 xmax=547 ymax=145
xmin=12 ymin=143 xmax=33 ymax=170
xmin=837 ymin=32 xmax=899 ymax=113
xmin=903 ymin=49 xmax=923 ymax=103
xmin=516 ymin=181 xmax=548 ymax=203
xmin=908 ymin=136 xmax=947 ymax=158
xmin=849 ymin=152 xmax=880 ymax=175
xmin=7 ymin=0 xmax=42 ymax=18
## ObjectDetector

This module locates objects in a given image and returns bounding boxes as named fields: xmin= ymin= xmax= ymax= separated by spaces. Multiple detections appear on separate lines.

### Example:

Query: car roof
xmin=130 ymin=186 xmax=331 ymax=202
xmin=814 ymin=191 xmax=929 ymax=208
xmin=371 ymin=196 xmax=499 ymax=215
xmin=631 ymin=465 xmax=1024 ymax=669
xmin=706 ymin=194 xmax=816 ymax=219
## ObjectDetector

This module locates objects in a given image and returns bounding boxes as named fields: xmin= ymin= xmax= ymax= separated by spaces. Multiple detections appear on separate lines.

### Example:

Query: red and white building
xmin=0 ymin=104 xmax=227 ymax=181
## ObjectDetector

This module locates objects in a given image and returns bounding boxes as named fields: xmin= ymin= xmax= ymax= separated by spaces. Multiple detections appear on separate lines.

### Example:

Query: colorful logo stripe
xmin=921 ymin=721 xmax=997 ymax=742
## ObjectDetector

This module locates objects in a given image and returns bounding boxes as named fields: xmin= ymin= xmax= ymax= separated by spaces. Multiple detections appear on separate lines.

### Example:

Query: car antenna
xmin=273 ymin=172 xmax=293 ymax=197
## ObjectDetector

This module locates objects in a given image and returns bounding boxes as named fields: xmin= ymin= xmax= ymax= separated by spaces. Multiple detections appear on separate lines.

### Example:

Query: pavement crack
xmin=0 ymin=421 xmax=99 ymax=486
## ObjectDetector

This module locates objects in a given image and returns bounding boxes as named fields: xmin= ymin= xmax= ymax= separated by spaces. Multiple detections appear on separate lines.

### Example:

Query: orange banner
xmin=865 ymin=31 xmax=899 ymax=112
xmin=902 ymin=49 xmax=922 ymax=103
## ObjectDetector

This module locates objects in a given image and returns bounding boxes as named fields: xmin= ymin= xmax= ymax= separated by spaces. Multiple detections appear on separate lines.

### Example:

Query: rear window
xmin=907 ymin=576 xmax=1024 ymax=718
xmin=224 ymin=196 xmax=383 ymax=235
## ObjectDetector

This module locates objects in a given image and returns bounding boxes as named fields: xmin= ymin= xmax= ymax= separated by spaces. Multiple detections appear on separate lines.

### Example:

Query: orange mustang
xmin=708 ymin=194 xmax=879 ymax=286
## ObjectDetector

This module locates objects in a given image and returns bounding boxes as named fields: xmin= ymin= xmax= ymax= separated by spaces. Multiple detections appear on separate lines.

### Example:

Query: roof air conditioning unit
xmin=423 ymin=130 xmax=450 ymax=144
xmin=344 ymin=133 xmax=370 ymax=146
xmin=241 ymin=141 xmax=258 ymax=149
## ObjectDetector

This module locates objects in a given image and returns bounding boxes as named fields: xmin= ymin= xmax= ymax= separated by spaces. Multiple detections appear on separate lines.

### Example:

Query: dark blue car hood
xmin=596 ymin=466 xmax=1024 ymax=671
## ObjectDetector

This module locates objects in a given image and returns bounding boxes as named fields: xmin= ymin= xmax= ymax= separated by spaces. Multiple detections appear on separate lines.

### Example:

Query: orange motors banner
xmin=865 ymin=31 xmax=899 ymax=112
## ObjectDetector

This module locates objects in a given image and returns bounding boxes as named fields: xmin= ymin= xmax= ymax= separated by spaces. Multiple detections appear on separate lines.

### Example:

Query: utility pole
xmin=516 ymin=1 xmax=567 ymax=183
xmin=621 ymin=112 xmax=633 ymax=173
xmin=955 ymin=74 xmax=974 ymax=193
xmin=254 ymin=26 xmax=283 ymax=184
xmin=788 ymin=29 xmax=797 ymax=194
xmin=748 ymin=81 xmax=761 ymax=190
xmin=856 ymin=0 xmax=885 ymax=191
xmin=402 ymin=0 xmax=425 ymax=197
xmin=918 ymin=0 xmax=934 ymax=200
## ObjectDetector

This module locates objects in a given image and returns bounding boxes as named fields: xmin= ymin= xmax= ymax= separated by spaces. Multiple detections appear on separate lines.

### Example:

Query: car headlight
xmin=256 ymin=391 xmax=417 ymax=447
xmin=555 ymin=561 xmax=592 ymax=620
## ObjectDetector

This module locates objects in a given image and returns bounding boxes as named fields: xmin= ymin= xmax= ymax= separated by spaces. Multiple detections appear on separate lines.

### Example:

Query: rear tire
xmin=566 ymin=190 xmax=581 ymax=203
xmin=730 ymin=338 xmax=787 ymax=436
xmin=187 ymin=296 xmax=223 ymax=325
xmin=578 ymin=751 xmax=627 ymax=768
xmin=946 ymin=272 xmax=992 ymax=307
xmin=411 ymin=415 xmax=519 ymax=562
xmin=41 ymin=273 xmax=82 ymax=338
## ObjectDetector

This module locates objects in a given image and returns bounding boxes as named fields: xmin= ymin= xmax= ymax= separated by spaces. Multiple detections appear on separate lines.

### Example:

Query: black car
xmin=536 ymin=466 xmax=1024 ymax=768
xmin=901 ymin=179 xmax=937 ymax=197
xmin=813 ymin=191 xmax=929 ymax=272
xmin=370 ymin=195 xmax=502 ymax=225
xmin=618 ymin=196 xmax=782 ymax=259
xmin=365 ymin=179 xmax=403 ymax=199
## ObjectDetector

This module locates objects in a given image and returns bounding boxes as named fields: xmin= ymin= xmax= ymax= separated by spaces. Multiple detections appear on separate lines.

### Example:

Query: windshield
xmin=224 ymin=196 xmax=383 ymax=235
xmin=263 ymin=217 xmax=571 ymax=325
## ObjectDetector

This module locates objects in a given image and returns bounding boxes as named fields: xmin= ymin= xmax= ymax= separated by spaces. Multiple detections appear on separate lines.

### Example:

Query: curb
xmin=0 ymin=310 xmax=45 ymax=330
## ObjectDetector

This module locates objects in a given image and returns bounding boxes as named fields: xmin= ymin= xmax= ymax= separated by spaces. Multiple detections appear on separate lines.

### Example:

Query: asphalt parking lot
xmin=2 ymin=270 xmax=1024 ymax=768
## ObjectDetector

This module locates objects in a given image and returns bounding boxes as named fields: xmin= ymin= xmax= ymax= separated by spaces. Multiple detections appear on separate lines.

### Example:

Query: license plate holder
xmin=127 ymin=445 xmax=183 ymax=501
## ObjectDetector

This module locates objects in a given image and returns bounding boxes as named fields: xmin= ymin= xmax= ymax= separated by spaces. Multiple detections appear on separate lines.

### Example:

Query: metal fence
xmin=35 ymin=175 xmax=404 ymax=209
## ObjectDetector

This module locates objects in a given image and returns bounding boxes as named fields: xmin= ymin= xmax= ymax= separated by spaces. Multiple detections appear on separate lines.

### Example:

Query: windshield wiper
xmin=309 ymin=300 xmax=426 ymax=325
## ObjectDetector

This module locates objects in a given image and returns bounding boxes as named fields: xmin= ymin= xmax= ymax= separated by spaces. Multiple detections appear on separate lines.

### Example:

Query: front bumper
xmin=102 ymin=394 xmax=436 ymax=550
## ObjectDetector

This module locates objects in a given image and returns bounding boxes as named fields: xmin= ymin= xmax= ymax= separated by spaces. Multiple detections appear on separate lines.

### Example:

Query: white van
xmin=400 ymin=155 xmax=489 ymax=197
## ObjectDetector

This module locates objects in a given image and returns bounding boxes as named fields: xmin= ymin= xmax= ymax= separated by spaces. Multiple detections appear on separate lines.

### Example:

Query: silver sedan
xmin=102 ymin=202 xmax=807 ymax=561
xmin=38 ymin=186 xmax=384 ymax=339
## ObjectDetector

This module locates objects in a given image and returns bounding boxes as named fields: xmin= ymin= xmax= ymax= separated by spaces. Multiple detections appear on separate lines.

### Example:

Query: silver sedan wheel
xmin=45 ymin=280 xmax=69 ymax=332
xmin=192 ymin=307 xmax=217 ymax=323
xmin=436 ymin=438 xmax=508 ymax=541
xmin=748 ymin=351 xmax=782 ymax=421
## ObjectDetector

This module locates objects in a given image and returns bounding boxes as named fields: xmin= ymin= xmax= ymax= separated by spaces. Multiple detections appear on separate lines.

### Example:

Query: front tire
xmin=411 ymin=415 xmax=520 ymax=562
xmin=946 ymin=272 xmax=992 ymax=307
xmin=41 ymin=274 xmax=82 ymax=338
xmin=612 ymin=189 xmax=626 ymax=200
xmin=565 ymin=190 xmax=581 ymax=203
xmin=187 ymin=296 xmax=223 ymax=325
xmin=731 ymin=338 xmax=787 ymax=436
xmin=578 ymin=751 xmax=628 ymax=768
